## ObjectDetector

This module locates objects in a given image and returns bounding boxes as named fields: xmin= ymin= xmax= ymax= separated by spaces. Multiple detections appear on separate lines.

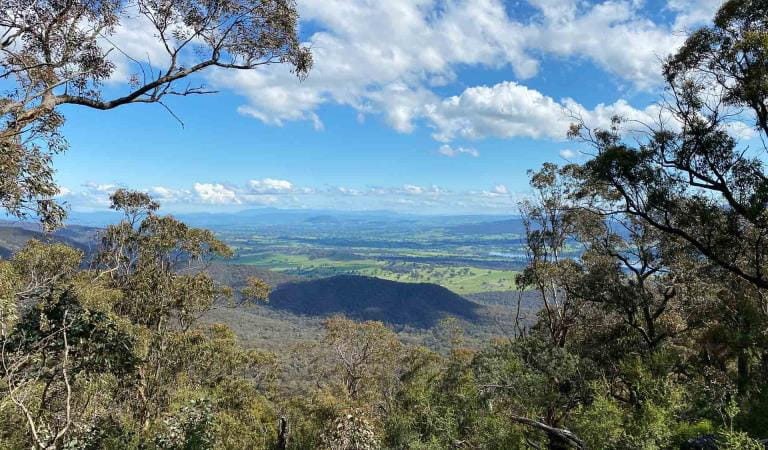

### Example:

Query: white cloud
xmin=525 ymin=1 xmax=682 ymax=89
xmin=95 ymin=0 xmax=726 ymax=141
xmin=329 ymin=184 xmax=450 ymax=198
xmin=427 ymin=81 xmax=568 ymax=141
xmin=426 ymin=81 xmax=664 ymax=142
xmin=60 ymin=183 xmax=198 ymax=208
xmin=60 ymin=180 xmax=524 ymax=213
xmin=203 ymin=0 xmax=724 ymax=135
xmin=559 ymin=149 xmax=577 ymax=159
xmin=668 ymin=0 xmax=724 ymax=31
xmin=437 ymin=144 xmax=480 ymax=158
xmin=244 ymin=179 xmax=315 ymax=199
xmin=402 ymin=184 xmax=425 ymax=196
xmin=148 ymin=186 xmax=193 ymax=203
xmin=491 ymin=184 xmax=509 ymax=195
xmin=193 ymin=183 xmax=241 ymax=205
xmin=56 ymin=187 xmax=73 ymax=196
xmin=60 ymin=182 xmax=297 ymax=212
xmin=479 ymin=184 xmax=513 ymax=198
xmin=401 ymin=184 xmax=449 ymax=196
xmin=188 ymin=178 xmax=314 ymax=205
xmin=331 ymin=186 xmax=363 ymax=196
xmin=84 ymin=182 xmax=119 ymax=193
xmin=100 ymin=8 xmax=173 ymax=83
xmin=725 ymin=120 xmax=758 ymax=141
xmin=210 ymin=0 xmax=535 ymax=133
xmin=57 ymin=182 xmax=122 ymax=208
xmin=247 ymin=178 xmax=294 ymax=194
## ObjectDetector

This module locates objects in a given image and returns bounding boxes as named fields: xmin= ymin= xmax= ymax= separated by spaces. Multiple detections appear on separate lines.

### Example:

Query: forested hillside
xmin=3 ymin=1 xmax=768 ymax=449
xmin=0 ymin=226 xmax=82 ymax=258
xmin=268 ymin=275 xmax=479 ymax=327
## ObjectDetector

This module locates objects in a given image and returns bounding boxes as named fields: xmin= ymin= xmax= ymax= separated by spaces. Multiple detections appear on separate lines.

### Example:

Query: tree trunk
xmin=548 ymin=434 xmax=574 ymax=450
xmin=737 ymin=351 xmax=750 ymax=396
xmin=276 ymin=416 xmax=289 ymax=450
xmin=510 ymin=416 xmax=585 ymax=449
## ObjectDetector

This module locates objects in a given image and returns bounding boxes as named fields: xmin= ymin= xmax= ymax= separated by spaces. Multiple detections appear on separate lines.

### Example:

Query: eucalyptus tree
xmin=570 ymin=0 xmax=768 ymax=293
xmin=0 ymin=0 xmax=311 ymax=229
xmin=565 ymin=0 xmax=768 ymax=439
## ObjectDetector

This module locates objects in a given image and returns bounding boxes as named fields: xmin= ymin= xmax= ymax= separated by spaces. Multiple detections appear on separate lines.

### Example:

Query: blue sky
xmin=55 ymin=0 xmax=726 ymax=214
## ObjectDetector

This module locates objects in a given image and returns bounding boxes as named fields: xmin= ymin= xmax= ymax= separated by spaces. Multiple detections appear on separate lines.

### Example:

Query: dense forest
xmin=3 ymin=0 xmax=768 ymax=449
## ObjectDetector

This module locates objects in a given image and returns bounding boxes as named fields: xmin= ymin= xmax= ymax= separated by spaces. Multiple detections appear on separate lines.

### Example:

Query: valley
xmin=0 ymin=212 xmax=541 ymax=351
xmin=201 ymin=212 xmax=541 ymax=350
xmin=211 ymin=211 xmax=534 ymax=295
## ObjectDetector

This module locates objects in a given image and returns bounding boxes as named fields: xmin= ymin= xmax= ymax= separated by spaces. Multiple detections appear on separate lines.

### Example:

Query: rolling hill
xmin=0 ymin=225 xmax=92 ymax=258
xmin=267 ymin=274 xmax=480 ymax=328
xmin=206 ymin=263 xmax=304 ymax=290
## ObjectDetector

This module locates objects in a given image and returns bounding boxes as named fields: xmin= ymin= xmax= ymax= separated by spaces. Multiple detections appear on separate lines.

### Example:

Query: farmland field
xmin=233 ymin=252 xmax=518 ymax=294
xmin=210 ymin=214 xmax=537 ymax=295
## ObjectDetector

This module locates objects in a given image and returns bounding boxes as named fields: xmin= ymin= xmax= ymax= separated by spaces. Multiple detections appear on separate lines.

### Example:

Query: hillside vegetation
xmin=268 ymin=275 xmax=480 ymax=327
xmin=4 ymin=2 xmax=768 ymax=449
xmin=0 ymin=225 xmax=89 ymax=258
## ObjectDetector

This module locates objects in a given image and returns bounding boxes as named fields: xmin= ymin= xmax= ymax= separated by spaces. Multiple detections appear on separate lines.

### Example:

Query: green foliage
xmin=320 ymin=409 xmax=380 ymax=450
xmin=6 ymin=2 xmax=768 ymax=448
xmin=155 ymin=399 xmax=215 ymax=450
xmin=0 ymin=1 xmax=310 ymax=230
xmin=719 ymin=430 xmax=765 ymax=450
xmin=0 ymin=192 xmax=281 ymax=449
xmin=241 ymin=276 xmax=272 ymax=304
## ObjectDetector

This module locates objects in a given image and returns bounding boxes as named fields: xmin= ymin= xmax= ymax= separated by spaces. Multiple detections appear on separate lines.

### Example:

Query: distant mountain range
xmin=448 ymin=218 xmax=527 ymax=235
xmin=45 ymin=208 xmax=518 ymax=230
xmin=3 ymin=209 xmax=524 ymax=236
xmin=268 ymin=274 xmax=480 ymax=328
xmin=0 ymin=224 xmax=97 ymax=258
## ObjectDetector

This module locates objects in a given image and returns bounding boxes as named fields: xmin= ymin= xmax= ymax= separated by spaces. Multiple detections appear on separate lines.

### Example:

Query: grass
xmin=359 ymin=265 xmax=517 ymax=295
xmin=233 ymin=252 xmax=517 ymax=295
xmin=236 ymin=253 xmax=382 ymax=271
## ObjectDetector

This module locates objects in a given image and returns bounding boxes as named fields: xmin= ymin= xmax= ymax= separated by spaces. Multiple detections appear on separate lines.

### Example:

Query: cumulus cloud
xmin=437 ymin=144 xmax=480 ymax=158
xmin=668 ymin=0 xmax=725 ymax=31
xmin=525 ymin=1 xmax=682 ymax=89
xmin=147 ymin=186 xmax=194 ymax=203
xmin=247 ymin=178 xmax=294 ymax=194
xmin=725 ymin=121 xmax=758 ymax=141
xmin=559 ymin=149 xmax=578 ymax=159
xmin=57 ymin=182 xmax=124 ymax=209
xmin=402 ymin=184 xmax=425 ymax=196
xmin=336 ymin=182 xmax=518 ymax=211
xmin=58 ymin=179 xmax=317 ymax=209
xmin=209 ymin=0 xmax=533 ymax=133
xmin=426 ymin=82 xmax=568 ymax=141
xmin=58 ymin=180 xmax=524 ymax=213
xmin=191 ymin=179 xmax=318 ymax=205
xmin=491 ymin=184 xmax=509 ymax=195
xmin=331 ymin=186 xmax=363 ymax=196
xmin=84 ymin=183 xmax=119 ymax=193
xmin=329 ymin=184 xmax=449 ymax=198
xmin=98 ymin=5 xmax=176 ymax=84
xmin=479 ymin=184 xmax=513 ymax=198
xmin=203 ymin=0 xmax=722 ymax=134
xmin=97 ymin=1 xmax=724 ymax=140
xmin=426 ymin=81 xmax=664 ymax=142
xmin=193 ymin=183 xmax=241 ymax=205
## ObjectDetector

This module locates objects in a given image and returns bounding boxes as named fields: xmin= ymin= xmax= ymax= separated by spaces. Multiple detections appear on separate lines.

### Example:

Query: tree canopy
xmin=4 ymin=0 xmax=768 ymax=449
xmin=0 ymin=0 xmax=311 ymax=229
